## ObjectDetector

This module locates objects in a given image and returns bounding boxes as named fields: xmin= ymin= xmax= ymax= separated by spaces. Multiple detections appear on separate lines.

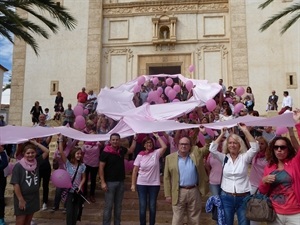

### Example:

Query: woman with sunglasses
xmin=259 ymin=110 xmax=300 ymax=225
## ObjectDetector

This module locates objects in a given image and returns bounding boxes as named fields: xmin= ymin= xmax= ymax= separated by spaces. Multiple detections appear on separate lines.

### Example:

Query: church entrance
xmin=149 ymin=66 xmax=181 ymax=75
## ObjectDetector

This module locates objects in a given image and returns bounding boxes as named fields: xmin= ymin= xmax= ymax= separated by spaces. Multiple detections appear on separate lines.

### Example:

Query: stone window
xmin=50 ymin=81 xmax=59 ymax=95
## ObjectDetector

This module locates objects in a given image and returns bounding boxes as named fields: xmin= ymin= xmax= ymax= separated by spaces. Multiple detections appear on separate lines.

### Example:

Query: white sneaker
xmin=42 ymin=203 xmax=47 ymax=211
xmin=30 ymin=219 xmax=37 ymax=225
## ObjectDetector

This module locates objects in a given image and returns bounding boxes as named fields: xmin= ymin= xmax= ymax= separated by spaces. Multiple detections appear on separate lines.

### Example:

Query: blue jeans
xmin=103 ymin=181 xmax=125 ymax=225
xmin=137 ymin=185 xmax=160 ymax=225
xmin=220 ymin=190 xmax=250 ymax=225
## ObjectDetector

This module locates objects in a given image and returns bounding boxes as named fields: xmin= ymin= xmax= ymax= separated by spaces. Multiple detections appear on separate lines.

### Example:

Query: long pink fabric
xmin=0 ymin=113 xmax=295 ymax=144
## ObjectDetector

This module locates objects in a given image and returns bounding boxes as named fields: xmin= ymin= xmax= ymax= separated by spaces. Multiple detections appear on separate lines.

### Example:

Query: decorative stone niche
xmin=152 ymin=15 xmax=177 ymax=51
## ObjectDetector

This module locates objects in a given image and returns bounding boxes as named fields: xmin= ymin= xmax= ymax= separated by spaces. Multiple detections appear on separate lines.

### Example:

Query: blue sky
xmin=0 ymin=35 xmax=13 ymax=84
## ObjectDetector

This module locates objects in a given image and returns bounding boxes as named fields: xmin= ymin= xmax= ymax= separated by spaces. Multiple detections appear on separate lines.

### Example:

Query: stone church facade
xmin=9 ymin=0 xmax=300 ymax=126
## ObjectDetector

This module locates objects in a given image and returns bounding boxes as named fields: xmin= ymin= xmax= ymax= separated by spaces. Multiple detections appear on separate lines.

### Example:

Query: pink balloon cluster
xmin=51 ymin=169 xmax=72 ymax=188
xmin=73 ymin=104 xmax=86 ymax=130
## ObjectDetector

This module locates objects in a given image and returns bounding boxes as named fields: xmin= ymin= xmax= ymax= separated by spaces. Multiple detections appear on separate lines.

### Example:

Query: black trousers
xmin=0 ymin=175 xmax=7 ymax=218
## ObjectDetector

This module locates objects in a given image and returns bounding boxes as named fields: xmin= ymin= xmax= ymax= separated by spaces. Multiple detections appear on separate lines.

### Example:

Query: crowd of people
xmin=0 ymin=77 xmax=299 ymax=225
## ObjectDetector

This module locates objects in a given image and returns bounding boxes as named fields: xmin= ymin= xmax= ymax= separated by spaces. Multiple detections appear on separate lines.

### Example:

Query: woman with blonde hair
xmin=209 ymin=124 xmax=259 ymax=225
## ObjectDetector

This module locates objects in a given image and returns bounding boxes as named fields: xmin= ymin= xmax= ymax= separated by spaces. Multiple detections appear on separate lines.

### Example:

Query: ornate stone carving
xmin=104 ymin=48 xmax=134 ymax=63
xmin=104 ymin=2 xmax=228 ymax=16
xmin=196 ymin=44 xmax=228 ymax=60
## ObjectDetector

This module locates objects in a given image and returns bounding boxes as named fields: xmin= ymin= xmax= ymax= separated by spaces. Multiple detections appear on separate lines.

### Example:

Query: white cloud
xmin=0 ymin=36 xmax=13 ymax=70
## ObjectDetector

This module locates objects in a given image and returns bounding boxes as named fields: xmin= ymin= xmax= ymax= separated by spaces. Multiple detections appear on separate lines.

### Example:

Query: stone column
xmin=229 ymin=0 xmax=249 ymax=86
xmin=86 ymin=0 xmax=103 ymax=93
xmin=9 ymin=9 xmax=27 ymax=126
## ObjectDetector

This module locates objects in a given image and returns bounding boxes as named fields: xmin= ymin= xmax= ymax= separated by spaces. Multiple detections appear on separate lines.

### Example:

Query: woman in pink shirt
xmin=131 ymin=133 xmax=167 ymax=225
xmin=259 ymin=110 xmax=300 ymax=225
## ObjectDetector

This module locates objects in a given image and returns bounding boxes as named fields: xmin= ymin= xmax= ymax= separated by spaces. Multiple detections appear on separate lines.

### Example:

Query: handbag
xmin=211 ymin=156 xmax=228 ymax=221
xmin=245 ymin=189 xmax=276 ymax=222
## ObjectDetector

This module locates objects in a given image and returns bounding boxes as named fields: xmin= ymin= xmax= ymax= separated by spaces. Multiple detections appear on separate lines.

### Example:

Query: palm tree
xmin=0 ymin=0 xmax=77 ymax=55
xmin=259 ymin=0 xmax=300 ymax=34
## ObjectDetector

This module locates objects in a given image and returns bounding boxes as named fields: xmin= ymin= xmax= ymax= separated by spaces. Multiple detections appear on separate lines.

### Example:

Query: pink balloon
xmin=148 ymin=91 xmax=159 ymax=102
xmin=152 ymin=77 xmax=159 ymax=85
xmin=137 ymin=76 xmax=146 ymax=85
xmin=83 ymin=109 xmax=89 ymax=115
xmin=51 ymin=169 xmax=72 ymax=188
xmin=157 ymin=87 xmax=163 ymax=96
xmin=276 ymin=127 xmax=288 ymax=136
xmin=75 ymin=115 xmax=85 ymax=129
xmin=185 ymin=80 xmax=194 ymax=92
xmin=74 ymin=105 xmax=83 ymax=117
xmin=173 ymin=84 xmax=181 ymax=93
xmin=172 ymin=99 xmax=180 ymax=102
xmin=206 ymin=99 xmax=217 ymax=112
xmin=188 ymin=65 xmax=195 ymax=73
xmin=234 ymin=103 xmax=245 ymax=114
xmin=167 ymin=89 xmax=177 ymax=101
xmin=165 ymin=86 xmax=172 ymax=95
xmin=133 ymin=85 xmax=141 ymax=93
xmin=166 ymin=78 xmax=173 ymax=86
xmin=225 ymin=97 xmax=233 ymax=104
xmin=236 ymin=87 xmax=245 ymax=97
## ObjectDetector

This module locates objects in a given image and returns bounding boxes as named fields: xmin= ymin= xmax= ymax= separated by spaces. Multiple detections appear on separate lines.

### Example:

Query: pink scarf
xmin=19 ymin=157 xmax=37 ymax=171
xmin=138 ymin=149 xmax=154 ymax=156
xmin=103 ymin=145 xmax=120 ymax=156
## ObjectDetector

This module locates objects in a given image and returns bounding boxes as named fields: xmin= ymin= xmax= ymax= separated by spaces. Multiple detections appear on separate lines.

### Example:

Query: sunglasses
xmin=274 ymin=145 xmax=287 ymax=150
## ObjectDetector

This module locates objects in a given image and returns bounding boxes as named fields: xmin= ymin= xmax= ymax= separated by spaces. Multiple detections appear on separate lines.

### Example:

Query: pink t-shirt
xmin=207 ymin=153 xmax=223 ymax=185
xmin=134 ymin=149 xmax=161 ymax=186
xmin=82 ymin=142 xmax=100 ymax=167
xmin=249 ymin=156 xmax=268 ymax=188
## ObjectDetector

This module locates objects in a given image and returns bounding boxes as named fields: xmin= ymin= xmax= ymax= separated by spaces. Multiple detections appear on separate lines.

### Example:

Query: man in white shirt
xmin=279 ymin=91 xmax=293 ymax=115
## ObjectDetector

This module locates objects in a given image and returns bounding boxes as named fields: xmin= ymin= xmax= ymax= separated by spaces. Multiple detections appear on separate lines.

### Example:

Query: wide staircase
xmin=4 ymin=140 xmax=217 ymax=225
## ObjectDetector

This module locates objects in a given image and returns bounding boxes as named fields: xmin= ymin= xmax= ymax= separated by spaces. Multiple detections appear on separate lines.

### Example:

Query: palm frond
xmin=258 ymin=0 xmax=274 ymax=10
xmin=0 ymin=0 xmax=77 ymax=55
xmin=260 ymin=3 xmax=300 ymax=33
xmin=281 ymin=11 xmax=300 ymax=34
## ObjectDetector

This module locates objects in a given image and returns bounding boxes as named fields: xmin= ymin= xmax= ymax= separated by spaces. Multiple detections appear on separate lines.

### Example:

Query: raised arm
xmin=30 ymin=139 xmax=49 ymax=159
xmin=153 ymin=132 xmax=167 ymax=157
xmin=239 ymin=123 xmax=255 ymax=143
xmin=288 ymin=127 xmax=299 ymax=150
xmin=127 ymin=135 xmax=137 ymax=155
xmin=58 ymin=135 xmax=67 ymax=163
